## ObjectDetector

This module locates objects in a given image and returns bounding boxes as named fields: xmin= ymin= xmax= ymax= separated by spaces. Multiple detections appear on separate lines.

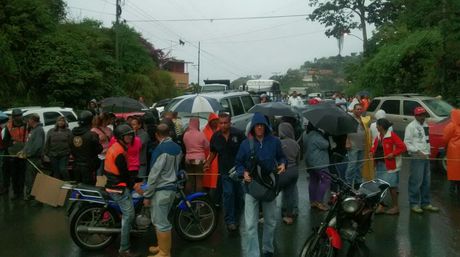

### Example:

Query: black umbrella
xmin=302 ymin=105 xmax=358 ymax=135
xmin=100 ymin=97 xmax=147 ymax=113
xmin=248 ymin=102 xmax=297 ymax=117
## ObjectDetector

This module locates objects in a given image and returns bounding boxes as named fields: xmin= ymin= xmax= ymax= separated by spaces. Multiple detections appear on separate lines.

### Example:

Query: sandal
xmin=385 ymin=207 xmax=400 ymax=215
xmin=375 ymin=204 xmax=385 ymax=214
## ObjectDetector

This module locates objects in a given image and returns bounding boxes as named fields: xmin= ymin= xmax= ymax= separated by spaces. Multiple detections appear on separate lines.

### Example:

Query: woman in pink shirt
xmin=183 ymin=117 xmax=209 ymax=193
xmin=91 ymin=113 xmax=113 ymax=175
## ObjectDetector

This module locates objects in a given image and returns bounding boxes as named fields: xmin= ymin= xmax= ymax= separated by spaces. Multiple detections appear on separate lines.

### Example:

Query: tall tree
xmin=308 ymin=0 xmax=400 ymax=53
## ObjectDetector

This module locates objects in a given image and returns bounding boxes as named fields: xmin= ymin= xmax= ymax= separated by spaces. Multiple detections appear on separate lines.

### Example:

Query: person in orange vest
xmin=2 ymin=109 xmax=28 ymax=200
xmin=202 ymin=113 xmax=219 ymax=203
xmin=104 ymin=124 xmax=140 ymax=257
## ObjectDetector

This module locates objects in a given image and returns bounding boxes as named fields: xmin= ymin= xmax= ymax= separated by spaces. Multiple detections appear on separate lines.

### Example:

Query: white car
xmin=5 ymin=107 xmax=79 ymax=134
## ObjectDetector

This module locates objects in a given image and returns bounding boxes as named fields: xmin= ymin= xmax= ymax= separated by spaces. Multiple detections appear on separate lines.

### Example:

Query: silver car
xmin=366 ymin=94 xmax=454 ymax=133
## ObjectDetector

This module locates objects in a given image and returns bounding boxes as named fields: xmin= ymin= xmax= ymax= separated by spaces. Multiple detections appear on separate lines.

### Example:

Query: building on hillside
xmin=163 ymin=59 xmax=189 ymax=89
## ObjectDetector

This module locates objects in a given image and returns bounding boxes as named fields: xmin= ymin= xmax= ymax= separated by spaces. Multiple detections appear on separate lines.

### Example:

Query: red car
xmin=429 ymin=118 xmax=449 ymax=173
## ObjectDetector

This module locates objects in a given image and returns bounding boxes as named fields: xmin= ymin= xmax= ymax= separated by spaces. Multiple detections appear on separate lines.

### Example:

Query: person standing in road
xmin=371 ymin=118 xmax=406 ymax=215
xmin=443 ymin=109 xmax=460 ymax=195
xmin=304 ymin=122 xmax=331 ymax=211
xmin=235 ymin=112 xmax=287 ymax=257
xmin=404 ymin=107 xmax=439 ymax=214
xmin=2 ymin=109 xmax=28 ymax=200
xmin=202 ymin=113 xmax=220 ymax=198
xmin=204 ymin=112 xmax=246 ymax=232
xmin=17 ymin=114 xmax=44 ymax=202
xmin=288 ymin=91 xmax=304 ymax=108
xmin=91 ymin=113 xmax=113 ymax=177
xmin=183 ymin=117 xmax=209 ymax=193
xmin=44 ymin=116 xmax=72 ymax=180
xmin=104 ymin=124 xmax=140 ymax=257
xmin=130 ymin=116 xmax=150 ymax=179
xmin=70 ymin=111 xmax=103 ymax=185
xmin=345 ymin=103 xmax=371 ymax=188
xmin=278 ymin=122 xmax=300 ymax=224
xmin=335 ymin=92 xmax=347 ymax=112
xmin=143 ymin=124 xmax=182 ymax=257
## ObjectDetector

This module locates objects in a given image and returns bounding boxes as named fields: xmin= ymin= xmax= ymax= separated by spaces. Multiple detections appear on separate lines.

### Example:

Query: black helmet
xmin=78 ymin=110 xmax=93 ymax=126
xmin=114 ymin=124 xmax=134 ymax=141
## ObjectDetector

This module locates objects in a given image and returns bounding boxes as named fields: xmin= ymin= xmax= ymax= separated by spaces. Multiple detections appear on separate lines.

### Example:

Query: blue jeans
xmin=345 ymin=149 xmax=364 ymax=186
xmin=50 ymin=155 xmax=69 ymax=180
xmin=408 ymin=159 xmax=431 ymax=207
xmin=150 ymin=190 xmax=175 ymax=232
xmin=109 ymin=189 xmax=135 ymax=252
xmin=243 ymin=193 xmax=279 ymax=257
xmin=222 ymin=175 xmax=243 ymax=225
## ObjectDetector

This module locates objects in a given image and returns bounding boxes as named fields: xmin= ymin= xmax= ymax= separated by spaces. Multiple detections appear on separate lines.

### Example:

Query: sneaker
xmin=422 ymin=204 xmax=440 ymax=212
xmin=411 ymin=206 xmax=423 ymax=214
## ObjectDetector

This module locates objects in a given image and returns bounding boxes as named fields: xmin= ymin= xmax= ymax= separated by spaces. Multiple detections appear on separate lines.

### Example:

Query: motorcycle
xmin=63 ymin=170 xmax=217 ymax=250
xmin=299 ymin=175 xmax=390 ymax=257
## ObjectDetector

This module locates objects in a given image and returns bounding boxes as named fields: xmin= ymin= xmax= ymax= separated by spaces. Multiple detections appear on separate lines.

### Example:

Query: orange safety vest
xmin=104 ymin=142 xmax=127 ymax=187
xmin=7 ymin=121 xmax=27 ymax=143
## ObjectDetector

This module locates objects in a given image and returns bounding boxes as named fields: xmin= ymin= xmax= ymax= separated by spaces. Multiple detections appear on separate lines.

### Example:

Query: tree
xmin=308 ymin=0 xmax=400 ymax=53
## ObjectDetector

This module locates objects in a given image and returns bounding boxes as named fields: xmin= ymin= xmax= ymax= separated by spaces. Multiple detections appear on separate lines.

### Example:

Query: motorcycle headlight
xmin=342 ymin=197 xmax=361 ymax=213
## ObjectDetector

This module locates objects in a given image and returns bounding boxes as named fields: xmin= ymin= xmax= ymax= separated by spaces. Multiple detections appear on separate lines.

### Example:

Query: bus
xmin=241 ymin=79 xmax=282 ymax=102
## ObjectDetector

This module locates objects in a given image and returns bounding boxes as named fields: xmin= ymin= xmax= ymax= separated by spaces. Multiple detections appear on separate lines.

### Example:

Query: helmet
xmin=78 ymin=111 xmax=94 ymax=126
xmin=114 ymin=124 xmax=134 ymax=141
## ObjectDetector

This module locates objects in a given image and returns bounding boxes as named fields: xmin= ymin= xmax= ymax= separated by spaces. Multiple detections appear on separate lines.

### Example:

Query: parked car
xmin=367 ymin=94 xmax=453 ymax=133
xmin=5 ymin=107 xmax=79 ymax=134
xmin=367 ymin=94 xmax=453 ymax=173
xmin=165 ymin=91 xmax=255 ymax=132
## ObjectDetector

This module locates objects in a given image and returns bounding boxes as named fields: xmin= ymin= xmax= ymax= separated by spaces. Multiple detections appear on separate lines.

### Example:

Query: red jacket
xmin=371 ymin=131 xmax=406 ymax=171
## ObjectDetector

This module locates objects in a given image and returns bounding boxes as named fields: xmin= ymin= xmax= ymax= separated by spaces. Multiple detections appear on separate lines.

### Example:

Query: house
xmin=163 ymin=59 xmax=189 ymax=89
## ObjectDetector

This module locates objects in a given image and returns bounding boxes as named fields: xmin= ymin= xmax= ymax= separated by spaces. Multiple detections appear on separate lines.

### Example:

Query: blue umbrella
xmin=170 ymin=95 xmax=222 ymax=113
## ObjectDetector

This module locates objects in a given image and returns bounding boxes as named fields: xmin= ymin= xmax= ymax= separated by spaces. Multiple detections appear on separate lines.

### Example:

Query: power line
xmin=126 ymin=13 xmax=309 ymax=22
xmin=68 ymin=6 xmax=114 ymax=16
xmin=204 ymin=30 xmax=325 ymax=44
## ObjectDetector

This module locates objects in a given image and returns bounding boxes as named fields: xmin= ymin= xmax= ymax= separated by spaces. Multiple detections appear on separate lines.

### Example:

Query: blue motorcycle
xmin=63 ymin=171 xmax=217 ymax=250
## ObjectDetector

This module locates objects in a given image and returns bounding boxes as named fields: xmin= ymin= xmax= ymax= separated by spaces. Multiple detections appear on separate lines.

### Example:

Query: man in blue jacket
xmin=235 ymin=112 xmax=287 ymax=257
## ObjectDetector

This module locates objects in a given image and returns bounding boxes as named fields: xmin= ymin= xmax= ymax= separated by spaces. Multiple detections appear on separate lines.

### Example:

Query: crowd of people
xmin=0 ymin=92 xmax=459 ymax=257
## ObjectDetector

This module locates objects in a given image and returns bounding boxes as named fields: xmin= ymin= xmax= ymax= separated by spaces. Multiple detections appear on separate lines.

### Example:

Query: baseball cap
xmin=414 ymin=106 xmax=427 ymax=116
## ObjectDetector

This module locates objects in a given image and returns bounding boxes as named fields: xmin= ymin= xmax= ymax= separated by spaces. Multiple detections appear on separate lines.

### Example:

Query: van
xmin=165 ymin=91 xmax=255 ymax=132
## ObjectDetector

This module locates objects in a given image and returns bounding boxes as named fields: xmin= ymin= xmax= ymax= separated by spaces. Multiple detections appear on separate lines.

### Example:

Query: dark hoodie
xmin=235 ymin=112 xmax=287 ymax=176
xmin=70 ymin=125 xmax=103 ymax=166
xmin=278 ymin=122 xmax=300 ymax=167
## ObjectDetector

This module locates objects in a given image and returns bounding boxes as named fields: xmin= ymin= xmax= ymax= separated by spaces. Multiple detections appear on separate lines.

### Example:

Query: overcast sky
xmin=66 ymin=0 xmax=363 ymax=84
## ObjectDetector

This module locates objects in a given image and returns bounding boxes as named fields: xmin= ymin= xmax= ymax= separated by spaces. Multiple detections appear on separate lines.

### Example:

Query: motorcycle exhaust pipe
xmin=76 ymin=226 xmax=147 ymax=234
xmin=76 ymin=226 xmax=121 ymax=234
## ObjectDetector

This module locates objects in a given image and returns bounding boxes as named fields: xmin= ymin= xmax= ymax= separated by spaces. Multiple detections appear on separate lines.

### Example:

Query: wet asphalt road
xmin=1 ymin=161 xmax=460 ymax=257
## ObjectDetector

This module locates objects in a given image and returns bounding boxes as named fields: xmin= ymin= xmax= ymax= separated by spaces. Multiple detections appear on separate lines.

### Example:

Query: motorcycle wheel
xmin=299 ymin=233 xmax=337 ymax=257
xmin=173 ymin=196 xmax=217 ymax=241
xmin=70 ymin=204 xmax=119 ymax=250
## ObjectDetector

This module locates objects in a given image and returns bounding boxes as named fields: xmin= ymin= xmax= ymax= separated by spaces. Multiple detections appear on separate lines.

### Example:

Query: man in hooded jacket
xmin=70 ymin=111 xmax=103 ymax=185
xmin=235 ymin=112 xmax=287 ymax=257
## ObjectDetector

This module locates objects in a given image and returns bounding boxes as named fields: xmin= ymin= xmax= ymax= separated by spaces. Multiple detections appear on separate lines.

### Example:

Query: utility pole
xmin=197 ymin=41 xmax=201 ymax=86
xmin=115 ymin=0 xmax=121 ymax=86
